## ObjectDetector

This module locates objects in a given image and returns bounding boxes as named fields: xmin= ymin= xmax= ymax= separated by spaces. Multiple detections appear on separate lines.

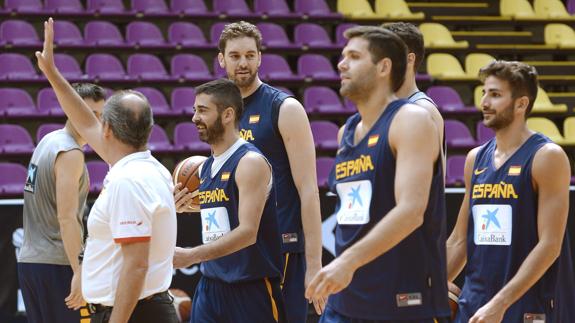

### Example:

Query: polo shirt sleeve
xmin=107 ymin=177 xmax=158 ymax=244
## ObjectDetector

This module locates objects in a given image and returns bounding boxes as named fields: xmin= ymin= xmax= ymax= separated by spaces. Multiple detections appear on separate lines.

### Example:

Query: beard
xmin=228 ymin=69 xmax=257 ymax=88
xmin=196 ymin=115 xmax=225 ymax=145
xmin=483 ymin=102 xmax=515 ymax=130
xmin=340 ymin=70 xmax=377 ymax=102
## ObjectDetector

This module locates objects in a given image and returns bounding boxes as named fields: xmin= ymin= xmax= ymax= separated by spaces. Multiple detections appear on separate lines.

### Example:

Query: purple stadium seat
xmin=86 ymin=160 xmax=109 ymax=193
xmin=85 ymin=53 xmax=128 ymax=81
xmin=173 ymin=122 xmax=211 ymax=153
xmin=38 ymin=88 xmax=66 ymax=117
xmin=310 ymin=121 xmax=339 ymax=151
xmin=171 ymin=87 xmax=196 ymax=115
xmin=45 ymin=0 xmax=84 ymax=13
xmin=294 ymin=0 xmax=341 ymax=18
xmin=445 ymin=120 xmax=476 ymax=149
xmin=257 ymin=22 xmax=296 ymax=49
xmin=304 ymin=86 xmax=346 ymax=114
xmin=0 ymin=124 xmax=35 ymax=154
xmin=0 ymin=54 xmax=38 ymax=80
xmin=53 ymin=21 xmax=84 ymax=45
xmin=36 ymin=123 xmax=64 ymax=143
xmin=126 ymin=22 xmax=167 ymax=47
xmin=294 ymin=23 xmax=337 ymax=49
xmin=426 ymin=86 xmax=476 ymax=113
xmin=210 ymin=22 xmax=229 ymax=46
xmin=316 ymin=157 xmax=334 ymax=188
xmin=171 ymin=0 xmax=210 ymax=15
xmin=213 ymin=0 xmax=253 ymax=16
xmin=476 ymin=121 xmax=494 ymax=145
xmin=86 ymin=0 xmax=125 ymax=13
xmin=260 ymin=54 xmax=301 ymax=82
xmin=254 ymin=0 xmax=297 ymax=18
xmin=4 ymin=0 xmax=43 ymax=13
xmin=171 ymin=54 xmax=212 ymax=81
xmin=148 ymin=125 xmax=173 ymax=152
xmin=84 ymin=21 xmax=125 ymax=46
xmin=298 ymin=54 xmax=338 ymax=80
xmin=0 ymin=163 xmax=27 ymax=196
xmin=134 ymin=87 xmax=178 ymax=116
xmin=446 ymin=155 xmax=466 ymax=186
xmin=0 ymin=88 xmax=39 ymax=117
xmin=336 ymin=23 xmax=358 ymax=46
xmin=127 ymin=54 xmax=170 ymax=80
xmin=54 ymin=54 xmax=83 ymax=79
xmin=131 ymin=0 xmax=169 ymax=13
xmin=168 ymin=22 xmax=208 ymax=47
xmin=0 ymin=20 xmax=41 ymax=46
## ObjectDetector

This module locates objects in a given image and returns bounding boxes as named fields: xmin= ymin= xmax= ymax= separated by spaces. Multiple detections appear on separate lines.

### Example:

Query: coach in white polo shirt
xmin=36 ymin=18 xmax=178 ymax=323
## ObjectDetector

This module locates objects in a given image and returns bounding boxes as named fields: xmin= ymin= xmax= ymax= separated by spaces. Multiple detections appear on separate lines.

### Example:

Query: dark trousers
xmin=89 ymin=291 xmax=178 ymax=323
xmin=17 ymin=262 xmax=81 ymax=323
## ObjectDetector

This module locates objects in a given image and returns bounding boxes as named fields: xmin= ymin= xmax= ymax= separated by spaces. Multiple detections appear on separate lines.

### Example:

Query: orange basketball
xmin=169 ymin=288 xmax=191 ymax=322
xmin=448 ymin=281 xmax=461 ymax=320
xmin=172 ymin=156 xmax=207 ymax=206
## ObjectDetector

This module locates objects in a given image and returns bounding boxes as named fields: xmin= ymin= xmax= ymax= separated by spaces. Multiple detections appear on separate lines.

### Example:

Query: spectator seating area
xmin=2 ymin=0 xmax=575 ymax=197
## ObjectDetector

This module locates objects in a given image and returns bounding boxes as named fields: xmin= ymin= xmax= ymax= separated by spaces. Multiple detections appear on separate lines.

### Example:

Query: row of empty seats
xmin=0 ymin=156 xmax=335 ymax=196
xmin=1 ymin=20 xmax=348 ymax=49
xmin=2 ymin=0 xmax=340 ymax=18
xmin=0 ymin=52 xmax=341 ymax=82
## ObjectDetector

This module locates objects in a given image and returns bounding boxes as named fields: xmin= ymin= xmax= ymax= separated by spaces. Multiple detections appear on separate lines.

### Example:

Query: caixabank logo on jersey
xmin=472 ymin=204 xmax=512 ymax=246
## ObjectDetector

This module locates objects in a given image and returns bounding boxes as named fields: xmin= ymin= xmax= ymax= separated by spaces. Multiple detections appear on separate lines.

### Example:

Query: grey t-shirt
xmin=18 ymin=128 xmax=89 ymax=265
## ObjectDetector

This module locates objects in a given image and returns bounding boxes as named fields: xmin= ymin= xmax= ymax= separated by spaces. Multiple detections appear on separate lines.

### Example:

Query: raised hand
xmin=35 ymin=18 xmax=57 ymax=75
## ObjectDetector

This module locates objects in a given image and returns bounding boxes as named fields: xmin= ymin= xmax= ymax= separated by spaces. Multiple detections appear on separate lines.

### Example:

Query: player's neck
xmin=355 ymin=87 xmax=397 ymax=129
xmin=395 ymin=75 xmax=418 ymax=99
xmin=238 ymin=77 xmax=263 ymax=98
xmin=211 ymin=131 xmax=240 ymax=156
xmin=494 ymin=122 xmax=532 ymax=155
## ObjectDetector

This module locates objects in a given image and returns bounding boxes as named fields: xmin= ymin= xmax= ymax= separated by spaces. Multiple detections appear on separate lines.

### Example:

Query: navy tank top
xmin=198 ymin=142 xmax=283 ymax=283
xmin=327 ymin=99 xmax=450 ymax=320
xmin=239 ymin=83 xmax=304 ymax=253
xmin=457 ymin=133 xmax=575 ymax=322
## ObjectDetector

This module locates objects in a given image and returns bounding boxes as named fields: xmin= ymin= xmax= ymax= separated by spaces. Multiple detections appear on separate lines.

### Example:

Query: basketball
xmin=169 ymin=288 xmax=191 ymax=322
xmin=172 ymin=156 xmax=207 ymax=206
xmin=448 ymin=281 xmax=461 ymax=320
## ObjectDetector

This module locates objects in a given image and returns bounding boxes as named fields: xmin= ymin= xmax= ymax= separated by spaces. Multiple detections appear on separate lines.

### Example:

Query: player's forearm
xmin=446 ymin=237 xmax=467 ymax=282
xmin=490 ymin=239 xmax=562 ymax=310
xmin=194 ymin=226 xmax=257 ymax=263
xmin=42 ymin=67 xmax=99 ymax=131
xmin=299 ymin=187 xmax=323 ymax=268
xmin=340 ymin=203 xmax=424 ymax=271
xmin=109 ymin=259 xmax=148 ymax=323
xmin=58 ymin=216 xmax=83 ymax=273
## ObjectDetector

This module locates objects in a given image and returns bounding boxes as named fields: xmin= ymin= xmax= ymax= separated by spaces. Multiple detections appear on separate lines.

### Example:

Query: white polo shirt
xmin=82 ymin=151 xmax=177 ymax=306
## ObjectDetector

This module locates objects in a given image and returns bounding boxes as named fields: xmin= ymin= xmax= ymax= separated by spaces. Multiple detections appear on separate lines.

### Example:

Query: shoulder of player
xmin=54 ymin=148 xmax=85 ymax=171
xmin=392 ymin=103 xmax=435 ymax=132
xmin=532 ymin=142 xmax=569 ymax=173
xmin=278 ymin=97 xmax=305 ymax=114
xmin=236 ymin=151 xmax=270 ymax=182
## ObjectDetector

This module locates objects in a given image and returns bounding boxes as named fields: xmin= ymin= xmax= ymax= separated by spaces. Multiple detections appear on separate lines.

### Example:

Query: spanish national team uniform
xmin=239 ymin=83 xmax=308 ymax=322
xmin=191 ymin=140 xmax=286 ymax=323
xmin=322 ymin=99 xmax=451 ymax=323
xmin=456 ymin=133 xmax=575 ymax=323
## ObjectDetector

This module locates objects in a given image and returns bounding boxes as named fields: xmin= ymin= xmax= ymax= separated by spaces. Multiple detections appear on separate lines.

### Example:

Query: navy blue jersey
xmin=239 ymin=83 xmax=304 ymax=253
xmin=327 ymin=99 xmax=450 ymax=320
xmin=457 ymin=133 xmax=575 ymax=323
xmin=198 ymin=142 xmax=283 ymax=283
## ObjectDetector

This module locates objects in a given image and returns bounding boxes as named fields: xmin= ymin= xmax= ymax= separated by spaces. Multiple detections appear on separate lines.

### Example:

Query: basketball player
xmin=36 ymin=18 xmax=178 ymax=323
xmin=446 ymin=60 xmax=575 ymax=322
xmin=305 ymin=26 xmax=450 ymax=322
xmin=18 ymin=82 xmax=105 ymax=323
xmin=218 ymin=21 xmax=324 ymax=320
xmin=173 ymin=79 xmax=286 ymax=322
xmin=381 ymin=22 xmax=445 ymax=162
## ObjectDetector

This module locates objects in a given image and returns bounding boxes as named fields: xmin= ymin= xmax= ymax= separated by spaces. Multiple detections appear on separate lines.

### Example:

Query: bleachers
xmin=2 ymin=0 xmax=575 ymax=196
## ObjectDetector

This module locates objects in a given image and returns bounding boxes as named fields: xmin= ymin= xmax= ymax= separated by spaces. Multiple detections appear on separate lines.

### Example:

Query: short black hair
xmin=195 ymin=79 xmax=244 ymax=125
xmin=71 ymin=83 xmax=106 ymax=101
xmin=381 ymin=22 xmax=425 ymax=73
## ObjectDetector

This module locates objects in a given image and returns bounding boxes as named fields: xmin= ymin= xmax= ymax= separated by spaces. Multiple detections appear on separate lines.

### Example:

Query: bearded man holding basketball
xmin=173 ymin=79 xmax=286 ymax=323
